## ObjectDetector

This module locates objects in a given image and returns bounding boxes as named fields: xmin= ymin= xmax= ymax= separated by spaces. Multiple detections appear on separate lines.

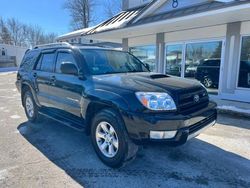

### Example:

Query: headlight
xmin=135 ymin=92 xmax=177 ymax=111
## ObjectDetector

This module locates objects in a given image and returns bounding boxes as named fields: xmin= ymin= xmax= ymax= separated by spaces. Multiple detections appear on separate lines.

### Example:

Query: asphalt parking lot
xmin=0 ymin=72 xmax=250 ymax=188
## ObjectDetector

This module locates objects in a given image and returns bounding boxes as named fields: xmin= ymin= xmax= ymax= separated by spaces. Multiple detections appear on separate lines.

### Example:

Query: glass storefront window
xmin=238 ymin=36 xmax=250 ymax=89
xmin=165 ymin=44 xmax=182 ymax=77
xmin=130 ymin=45 xmax=156 ymax=72
xmin=185 ymin=41 xmax=222 ymax=89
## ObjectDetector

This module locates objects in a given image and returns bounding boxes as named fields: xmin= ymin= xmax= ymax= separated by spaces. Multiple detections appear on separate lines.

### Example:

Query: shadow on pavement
xmin=17 ymin=119 xmax=250 ymax=188
xmin=217 ymin=114 xmax=250 ymax=130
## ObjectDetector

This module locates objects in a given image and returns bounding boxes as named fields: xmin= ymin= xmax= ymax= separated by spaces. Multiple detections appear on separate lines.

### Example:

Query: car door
xmin=33 ymin=50 xmax=56 ymax=107
xmin=47 ymin=49 xmax=84 ymax=117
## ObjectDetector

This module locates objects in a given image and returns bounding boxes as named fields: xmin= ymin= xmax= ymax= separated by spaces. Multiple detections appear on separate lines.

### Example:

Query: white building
xmin=59 ymin=0 xmax=250 ymax=103
xmin=0 ymin=44 xmax=27 ymax=68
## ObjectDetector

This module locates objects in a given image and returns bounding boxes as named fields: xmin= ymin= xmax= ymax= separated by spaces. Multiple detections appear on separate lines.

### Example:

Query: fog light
xmin=150 ymin=130 xmax=177 ymax=139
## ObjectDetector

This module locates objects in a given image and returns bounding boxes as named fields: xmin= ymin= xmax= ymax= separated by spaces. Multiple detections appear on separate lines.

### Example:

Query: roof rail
xmin=67 ymin=42 xmax=110 ymax=48
xmin=34 ymin=42 xmax=71 ymax=49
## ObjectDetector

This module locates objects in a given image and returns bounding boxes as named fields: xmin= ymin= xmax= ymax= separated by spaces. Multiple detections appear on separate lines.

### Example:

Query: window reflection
xmin=130 ymin=45 xmax=156 ymax=72
xmin=165 ymin=44 xmax=182 ymax=77
xmin=185 ymin=41 xmax=222 ymax=89
xmin=238 ymin=36 xmax=250 ymax=88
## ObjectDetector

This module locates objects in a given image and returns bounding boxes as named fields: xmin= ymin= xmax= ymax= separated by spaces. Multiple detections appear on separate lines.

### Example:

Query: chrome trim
xmin=187 ymin=120 xmax=216 ymax=140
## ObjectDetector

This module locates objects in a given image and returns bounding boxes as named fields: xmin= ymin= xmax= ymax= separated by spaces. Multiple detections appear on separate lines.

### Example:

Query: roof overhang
xmin=83 ymin=3 xmax=250 ymax=43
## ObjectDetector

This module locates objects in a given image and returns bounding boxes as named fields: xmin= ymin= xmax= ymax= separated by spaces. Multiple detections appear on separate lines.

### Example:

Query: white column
xmin=122 ymin=38 xmax=129 ymax=51
xmin=156 ymin=33 xmax=165 ymax=73
xmin=220 ymin=22 xmax=241 ymax=94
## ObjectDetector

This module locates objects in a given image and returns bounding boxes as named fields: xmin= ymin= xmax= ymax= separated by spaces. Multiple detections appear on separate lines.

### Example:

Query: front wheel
xmin=91 ymin=109 xmax=138 ymax=168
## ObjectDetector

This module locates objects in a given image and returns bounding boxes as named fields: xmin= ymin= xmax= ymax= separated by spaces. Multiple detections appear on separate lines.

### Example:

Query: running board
xmin=38 ymin=110 xmax=85 ymax=132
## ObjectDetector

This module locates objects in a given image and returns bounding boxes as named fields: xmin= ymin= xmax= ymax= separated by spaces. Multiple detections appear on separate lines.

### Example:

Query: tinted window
xmin=56 ymin=52 xmax=77 ymax=73
xmin=35 ymin=55 xmax=43 ymax=70
xmin=40 ymin=53 xmax=55 ymax=72
xmin=20 ymin=50 xmax=40 ymax=71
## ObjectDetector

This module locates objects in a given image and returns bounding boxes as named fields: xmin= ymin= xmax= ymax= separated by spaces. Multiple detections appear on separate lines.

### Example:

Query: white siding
xmin=0 ymin=44 xmax=27 ymax=66
xmin=128 ymin=34 xmax=156 ymax=46
xmin=241 ymin=21 xmax=250 ymax=35
xmin=164 ymin=25 xmax=227 ymax=43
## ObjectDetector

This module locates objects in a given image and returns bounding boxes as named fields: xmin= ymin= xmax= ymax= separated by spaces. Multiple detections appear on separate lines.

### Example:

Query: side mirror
xmin=60 ymin=62 xmax=78 ymax=75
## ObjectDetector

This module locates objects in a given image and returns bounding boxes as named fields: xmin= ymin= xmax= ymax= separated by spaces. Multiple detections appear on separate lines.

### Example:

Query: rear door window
xmin=39 ymin=53 xmax=56 ymax=72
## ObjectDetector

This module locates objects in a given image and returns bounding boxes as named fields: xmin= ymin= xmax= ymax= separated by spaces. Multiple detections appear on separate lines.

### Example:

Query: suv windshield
xmin=81 ymin=49 xmax=149 ymax=75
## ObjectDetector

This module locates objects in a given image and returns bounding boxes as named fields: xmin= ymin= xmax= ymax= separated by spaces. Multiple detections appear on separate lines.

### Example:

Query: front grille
xmin=188 ymin=113 xmax=217 ymax=134
xmin=178 ymin=87 xmax=209 ymax=114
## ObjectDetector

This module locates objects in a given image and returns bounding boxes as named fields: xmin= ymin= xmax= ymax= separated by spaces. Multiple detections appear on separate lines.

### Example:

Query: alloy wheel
xmin=95 ymin=121 xmax=119 ymax=158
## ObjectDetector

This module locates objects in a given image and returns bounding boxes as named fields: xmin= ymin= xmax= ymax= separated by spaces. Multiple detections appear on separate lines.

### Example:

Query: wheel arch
xmin=84 ymin=101 xmax=126 ymax=136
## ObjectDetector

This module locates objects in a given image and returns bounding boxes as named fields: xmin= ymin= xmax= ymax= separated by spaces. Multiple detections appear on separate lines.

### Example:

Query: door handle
xmin=50 ymin=76 xmax=56 ymax=81
xmin=50 ymin=76 xmax=56 ymax=85
xmin=33 ymin=72 xmax=37 ymax=78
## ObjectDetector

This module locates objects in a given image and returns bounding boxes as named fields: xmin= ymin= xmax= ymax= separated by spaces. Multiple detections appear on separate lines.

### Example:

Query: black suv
xmin=16 ymin=43 xmax=217 ymax=168
xmin=195 ymin=59 xmax=221 ymax=88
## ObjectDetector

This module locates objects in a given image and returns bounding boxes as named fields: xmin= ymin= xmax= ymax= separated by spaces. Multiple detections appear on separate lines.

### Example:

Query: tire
xmin=203 ymin=77 xmax=213 ymax=88
xmin=91 ymin=108 xmax=138 ymax=168
xmin=23 ymin=90 xmax=40 ymax=123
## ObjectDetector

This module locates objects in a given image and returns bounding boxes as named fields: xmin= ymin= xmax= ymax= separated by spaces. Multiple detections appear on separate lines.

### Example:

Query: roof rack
xmin=34 ymin=42 xmax=71 ymax=49
xmin=33 ymin=42 xmax=118 ymax=50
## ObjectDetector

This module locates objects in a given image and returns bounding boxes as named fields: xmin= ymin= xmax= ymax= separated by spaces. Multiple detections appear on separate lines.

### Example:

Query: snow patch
xmin=0 ymin=107 xmax=5 ymax=111
xmin=10 ymin=115 xmax=21 ymax=119
xmin=217 ymin=105 xmax=250 ymax=114
xmin=0 ymin=169 xmax=8 ymax=180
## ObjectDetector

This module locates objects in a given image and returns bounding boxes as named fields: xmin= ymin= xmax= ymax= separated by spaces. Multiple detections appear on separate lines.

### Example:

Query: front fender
xmin=81 ymin=89 xmax=129 ymax=119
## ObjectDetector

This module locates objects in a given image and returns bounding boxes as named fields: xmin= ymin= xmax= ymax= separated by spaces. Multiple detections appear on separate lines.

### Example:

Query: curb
xmin=217 ymin=107 xmax=250 ymax=119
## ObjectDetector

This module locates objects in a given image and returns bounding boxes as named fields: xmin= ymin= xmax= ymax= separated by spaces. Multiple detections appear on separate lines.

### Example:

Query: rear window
xmin=20 ymin=50 xmax=40 ymax=71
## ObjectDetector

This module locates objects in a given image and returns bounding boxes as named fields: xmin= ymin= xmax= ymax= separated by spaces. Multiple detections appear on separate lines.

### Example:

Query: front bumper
xmin=122 ymin=101 xmax=217 ymax=145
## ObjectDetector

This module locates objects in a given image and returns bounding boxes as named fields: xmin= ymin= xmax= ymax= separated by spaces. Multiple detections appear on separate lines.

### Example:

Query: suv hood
xmin=92 ymin=72 xmax=203 ymax=93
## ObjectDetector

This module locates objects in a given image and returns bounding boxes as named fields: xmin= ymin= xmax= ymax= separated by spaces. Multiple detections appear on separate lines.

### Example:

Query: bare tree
xmin=0 ymin=17 xmax=12 ymax=44
xmin=0 ymin=17 xmax=57 ymax=47
xmin=103 ymin=0 xmax=122 ymax=18
xmin=6 ymin=18 xmax=23 ymax=46
xmin=64 ymin=0 xmax=95 ymax=30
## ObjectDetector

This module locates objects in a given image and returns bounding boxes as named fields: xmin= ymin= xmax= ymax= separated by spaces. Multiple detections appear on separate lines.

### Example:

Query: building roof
xmin=85 ymin=3 xmax=153 ymax=35
xmin=57 ymin=27 xmax=93 ymax=40
xmin=82 ymin=0 xmax=250 ymax=36
xmin=132 ymin=0 xmax=250 ymax=27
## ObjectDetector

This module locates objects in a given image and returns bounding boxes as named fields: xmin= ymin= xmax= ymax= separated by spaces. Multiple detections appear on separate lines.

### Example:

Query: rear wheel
xmin=91 ymin=109 xmax=138 ymax=168
xmin=23 ymin=90 xmax=40 ymax=122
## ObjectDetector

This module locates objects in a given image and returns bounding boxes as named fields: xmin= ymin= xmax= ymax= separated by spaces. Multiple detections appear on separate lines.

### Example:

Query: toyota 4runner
xmin=16 ymin=42 xmax=217 ymax=168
